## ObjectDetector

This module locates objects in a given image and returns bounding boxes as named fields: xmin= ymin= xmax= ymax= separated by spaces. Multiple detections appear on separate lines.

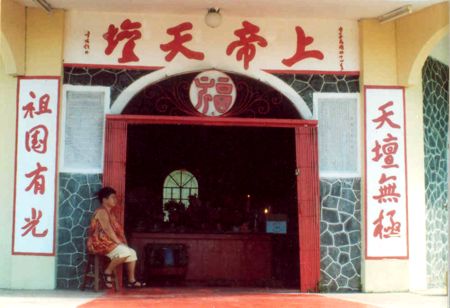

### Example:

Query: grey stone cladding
xmin=422 ymin=57 xmax=449 ymax=289
xmin=56 ymin=173 xmax=102 ymax=289
xmin=63 ymin=67 xmax=152 ymax=105
xmin=274 ymin=74 xmax=359 ymax=111
xmin=319 ymin=178 xmax=361 ymax=292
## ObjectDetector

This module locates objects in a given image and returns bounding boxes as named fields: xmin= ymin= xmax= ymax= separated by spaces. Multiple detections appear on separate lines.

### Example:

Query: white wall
xmin=430 ymin=35 xmax=449 ymax=65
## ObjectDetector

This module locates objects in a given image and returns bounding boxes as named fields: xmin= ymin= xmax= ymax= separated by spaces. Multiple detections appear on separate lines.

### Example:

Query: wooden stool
xmin=80 ymin=254 xmax=120 ymax=292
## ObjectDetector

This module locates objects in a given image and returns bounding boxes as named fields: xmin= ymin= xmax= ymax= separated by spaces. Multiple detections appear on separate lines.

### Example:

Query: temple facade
xmin=0 ymin=0 xmax=448 ymax=293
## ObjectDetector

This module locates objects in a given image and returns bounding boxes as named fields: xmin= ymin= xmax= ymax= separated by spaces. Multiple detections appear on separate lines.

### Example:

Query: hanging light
xmin=205 ymin=8 xmax=222 ymax=28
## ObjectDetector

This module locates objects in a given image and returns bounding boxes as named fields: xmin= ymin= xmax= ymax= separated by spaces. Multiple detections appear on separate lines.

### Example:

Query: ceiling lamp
xmin=205 ymin=8 xmax=222 ymax=28
xmin=378 ymin=5 xmax=412 ymax=23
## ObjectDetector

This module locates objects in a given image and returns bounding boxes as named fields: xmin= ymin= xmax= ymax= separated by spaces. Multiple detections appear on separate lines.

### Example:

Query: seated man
xmin=87 ymin=186 xmax=146 ymax=288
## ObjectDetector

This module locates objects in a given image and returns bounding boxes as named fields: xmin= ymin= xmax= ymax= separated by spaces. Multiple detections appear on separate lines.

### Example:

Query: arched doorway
xmin=103 ymin=70 xmax=320 ymax=291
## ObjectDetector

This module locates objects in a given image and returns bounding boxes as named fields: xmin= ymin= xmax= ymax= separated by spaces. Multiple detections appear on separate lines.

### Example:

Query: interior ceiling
xmin=18 ymin=0 xmax=445 ymax=20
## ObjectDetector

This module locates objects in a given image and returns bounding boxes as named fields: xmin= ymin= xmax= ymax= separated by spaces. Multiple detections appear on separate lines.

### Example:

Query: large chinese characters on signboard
xmin=64 ymin=12 xmax=359 ymax=73
xmin=364 ymin=86 xmax=408 ymax=259
xmin=13 ymin=77 xmax=60 ymax=255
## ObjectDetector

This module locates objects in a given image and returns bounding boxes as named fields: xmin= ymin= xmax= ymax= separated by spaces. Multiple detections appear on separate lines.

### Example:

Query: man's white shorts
xmin=106 ymin=244 xmax=138 ymax=263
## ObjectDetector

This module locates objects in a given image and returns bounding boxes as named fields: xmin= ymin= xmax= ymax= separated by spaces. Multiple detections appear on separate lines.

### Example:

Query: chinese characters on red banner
xmin=365 ymin=87 xmax=408 ymax=258
xmin=101 ymin=18 xmax=327 ymax=69
xmin=13 ymin=78 xmax=59 ymax=255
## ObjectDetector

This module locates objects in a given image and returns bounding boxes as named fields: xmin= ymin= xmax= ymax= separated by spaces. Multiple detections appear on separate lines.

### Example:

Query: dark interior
xmin=125 ymin=124 xmax=300 ymax=287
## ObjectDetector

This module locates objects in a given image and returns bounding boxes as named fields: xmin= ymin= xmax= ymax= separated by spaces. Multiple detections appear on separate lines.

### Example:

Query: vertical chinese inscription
xmin=338 ymin=26 xmax=344 ymax=71
xmin=365 ymin=87 xmax=408 ymax=258
xmin=83 ymin=31 xmax=91 ymax=55
xmin=13 ymin=78 xmax=60 ymax=255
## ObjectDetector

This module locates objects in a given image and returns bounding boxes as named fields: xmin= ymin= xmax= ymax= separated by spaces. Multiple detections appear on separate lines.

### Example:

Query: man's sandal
xmin=103 ymin=273 xmax=114 ymax=289
xmin=126 ymin=280 xmax=146 ymax=288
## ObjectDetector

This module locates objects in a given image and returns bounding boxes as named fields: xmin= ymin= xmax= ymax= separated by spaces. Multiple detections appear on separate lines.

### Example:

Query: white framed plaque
xmin=12 ymin=77 xmax=60 ymax=255
xmin=364 ymin=86 xmax=408 ymax=259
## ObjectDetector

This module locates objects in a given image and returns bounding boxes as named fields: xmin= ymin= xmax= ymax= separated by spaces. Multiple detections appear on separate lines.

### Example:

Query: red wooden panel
xmin=295 ymin=126 xmax=320 ymax=292
xmin=107 ymin=114 xmax=317 ymax=128
xmin=129 ymin=233 xmax=272 ymax=284
xmin=103 ymin=119 xmax=128 ymax=286
xmin=300 ymin=217 xmax=321 ymax=251
xmin=103 ymin=119 xmax=128 ymax=223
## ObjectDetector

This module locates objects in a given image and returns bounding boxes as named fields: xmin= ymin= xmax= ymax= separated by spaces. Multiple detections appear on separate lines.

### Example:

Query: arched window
xmin=163 ymin=169 xmax=198 ymax=208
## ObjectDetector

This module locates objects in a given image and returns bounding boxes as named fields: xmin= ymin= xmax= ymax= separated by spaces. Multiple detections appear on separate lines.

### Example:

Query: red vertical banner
xmin=295 ymin=125 xmax=320 ymax=292
xmin=12 ymin=77 xmax=60 ymax=255
xmin=364 ymin=86 xmax=409 ymax=259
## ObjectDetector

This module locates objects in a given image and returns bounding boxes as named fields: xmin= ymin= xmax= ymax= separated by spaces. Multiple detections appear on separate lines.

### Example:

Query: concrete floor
xmin=0 ymin=289 xmax=100 ymax=308
xmin=0 ymin=288 xmax=447 ymax=308
xmin=325 ymin=291 xmax=448 ymax=308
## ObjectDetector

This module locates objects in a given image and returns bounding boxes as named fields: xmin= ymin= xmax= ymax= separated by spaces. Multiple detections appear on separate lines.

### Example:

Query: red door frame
xmin=103 ymin=114 xmax=321 ymax=292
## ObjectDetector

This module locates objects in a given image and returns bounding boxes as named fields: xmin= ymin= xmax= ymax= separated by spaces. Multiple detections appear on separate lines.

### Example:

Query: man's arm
xmin=96 ymin=209 xmax=122 ymax=245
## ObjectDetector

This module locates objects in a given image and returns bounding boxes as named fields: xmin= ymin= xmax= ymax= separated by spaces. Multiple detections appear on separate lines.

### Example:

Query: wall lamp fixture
xmin=378 ymin=5 xmax=412 ymax=23
xmin=33 ymin=0 xmax=53 ymax=13
xmin=205 ymin=8 xmax=222 ymax=28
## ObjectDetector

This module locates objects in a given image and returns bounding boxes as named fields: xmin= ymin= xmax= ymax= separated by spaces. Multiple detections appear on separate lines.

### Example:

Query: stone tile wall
xmin=64 ymin=67 xmax=151 ymax=105
xmin=56 ymin=173 xmax=102 ymax=289
xmin=319 ymin=178 xmax=361 ymax=292
xmin=274 ymin=74 xmax=359 ymax=111
xmin=422 ymin=57 xmax=449 ymax=288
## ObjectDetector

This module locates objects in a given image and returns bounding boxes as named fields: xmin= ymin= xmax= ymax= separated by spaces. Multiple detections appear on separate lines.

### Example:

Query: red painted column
xmin=103 ymin=119 xmax=128 ymax=287
xmin=103 ymin=119 xmax=128 ymax=223
xmin=295 ymin=126 xmax=320 ymax=292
